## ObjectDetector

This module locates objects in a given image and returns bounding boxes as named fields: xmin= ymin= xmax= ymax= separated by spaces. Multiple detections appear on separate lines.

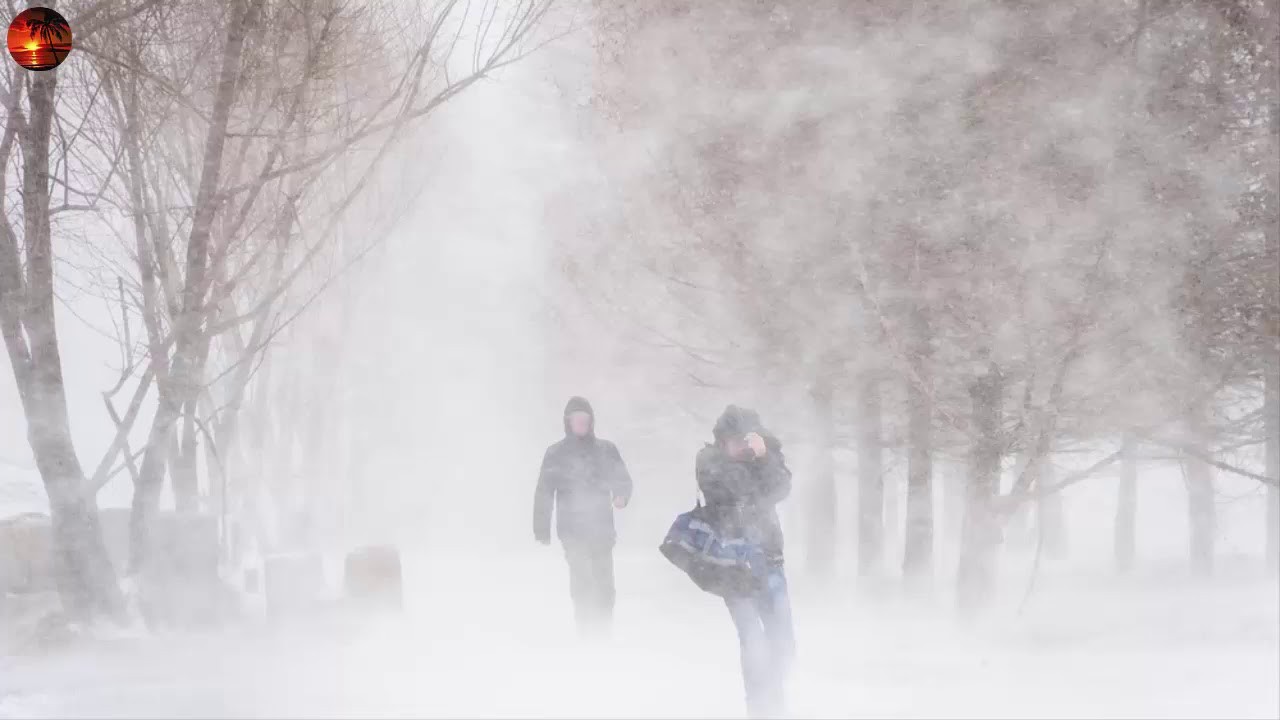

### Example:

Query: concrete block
xmin=343 ymin=545 xmax=403 ymax=610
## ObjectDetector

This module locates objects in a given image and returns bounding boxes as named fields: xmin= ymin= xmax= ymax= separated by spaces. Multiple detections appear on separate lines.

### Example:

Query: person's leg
xmin=761 ymin=568 xmax=796 ymax=672
xmin=725 ymin=595 xmax=771 ymax=718
xmin=562 ymin=541 xmax=592 ymax=631
xmin=754 ymin=567 xmax=796 ymax=717
xmin=592 ymin=541 xmax=616 ymax=629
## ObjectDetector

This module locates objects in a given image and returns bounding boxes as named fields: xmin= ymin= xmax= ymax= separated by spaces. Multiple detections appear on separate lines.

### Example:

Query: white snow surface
xmin=1 ymin=547 xmax=1276 ymax=719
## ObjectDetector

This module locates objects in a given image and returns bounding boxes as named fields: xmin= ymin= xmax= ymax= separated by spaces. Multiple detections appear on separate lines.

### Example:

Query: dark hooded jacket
xmin=696 ymin=405 xmax=792 ymax=564
xmin=534 ymin=397 xmax=633 ymax=545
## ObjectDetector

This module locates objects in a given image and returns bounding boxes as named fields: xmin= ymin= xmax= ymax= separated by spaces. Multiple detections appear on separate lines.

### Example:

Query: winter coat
xmin=695 ymin=405 xmax=792 ymax=564
xmin=534 ymin=397 xmax=633 ymax=546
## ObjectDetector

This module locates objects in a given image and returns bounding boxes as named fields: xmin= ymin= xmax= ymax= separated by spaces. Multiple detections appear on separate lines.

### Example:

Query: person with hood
xmin=697 ymin=404 xmax=794 ymax=719
xmin=534 ymin=396 xmax=633 ymax=634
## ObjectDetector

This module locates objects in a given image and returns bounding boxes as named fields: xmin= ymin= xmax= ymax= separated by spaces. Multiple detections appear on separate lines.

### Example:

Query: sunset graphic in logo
xmin=7 ymin=7 xmax=72 ymax=71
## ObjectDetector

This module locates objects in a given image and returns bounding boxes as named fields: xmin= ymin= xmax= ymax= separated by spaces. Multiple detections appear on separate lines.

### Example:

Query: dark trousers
xmin=562 ymin=539 xmax=615 ymax=634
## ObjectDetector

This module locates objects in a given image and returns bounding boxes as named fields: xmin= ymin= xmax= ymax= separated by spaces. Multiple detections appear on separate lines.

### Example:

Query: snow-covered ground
xmin=1 ymin=546 xmax=1276 ymax=719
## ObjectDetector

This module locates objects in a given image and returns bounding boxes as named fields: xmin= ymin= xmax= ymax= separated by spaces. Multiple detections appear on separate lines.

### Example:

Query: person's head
xmin=563 ymin=396 xmax=595 ymax=439
xmin=723 ymin=434 xmax=752 ymax=460
xmin=713 ymin=404 xmax=761 ymax=459
xmin=567 ymin=411 xmax=592 ymax=437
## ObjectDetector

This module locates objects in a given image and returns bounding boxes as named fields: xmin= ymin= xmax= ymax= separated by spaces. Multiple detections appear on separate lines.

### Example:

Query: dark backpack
xmin=658 ymin=500 xmax=769 ymax=598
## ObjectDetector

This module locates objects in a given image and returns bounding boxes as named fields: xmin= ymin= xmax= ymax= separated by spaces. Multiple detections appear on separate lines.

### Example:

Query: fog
xmin=2 ymin=0 xmax=1278 ymax=718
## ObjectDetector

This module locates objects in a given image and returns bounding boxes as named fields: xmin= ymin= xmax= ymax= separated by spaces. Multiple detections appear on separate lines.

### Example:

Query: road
xmin=1 ymin=548 xmax=1276 ymax=718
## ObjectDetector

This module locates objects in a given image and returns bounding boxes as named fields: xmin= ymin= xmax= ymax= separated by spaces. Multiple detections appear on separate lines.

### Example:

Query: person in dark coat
xmin=696 ymin=404 xmax=794 ymax=719
xmin=534 ymin=396 xmax=633 ymax=634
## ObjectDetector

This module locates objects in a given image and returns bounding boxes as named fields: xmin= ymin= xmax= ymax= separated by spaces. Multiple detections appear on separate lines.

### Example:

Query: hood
xmin=713 ymin=404 xmax=762 ymax=444
xmin=563 ymin=396 xmax=595 ymax=438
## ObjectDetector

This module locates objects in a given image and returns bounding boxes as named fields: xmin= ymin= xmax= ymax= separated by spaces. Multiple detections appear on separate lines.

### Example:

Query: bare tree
xmin=2 ymin=0 xmax=558 ymax=623
xmin=75 ymin=0 xmax=559 ymax=579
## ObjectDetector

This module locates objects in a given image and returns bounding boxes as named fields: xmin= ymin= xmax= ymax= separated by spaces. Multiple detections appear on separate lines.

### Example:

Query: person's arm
xmin=533 ymin=447 xmax=557 ymax=544
xmin=753 ymin=433 xmax=792 ymax=505
xmin=696 ymin=445 xmax=734 ymax=506
xmin=605 ymin=441 xmax=633 ymax=508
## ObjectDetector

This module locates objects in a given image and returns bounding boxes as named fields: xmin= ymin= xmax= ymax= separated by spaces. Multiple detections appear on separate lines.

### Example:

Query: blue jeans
xmin=724 ymin=567 xmax=794 ymax=718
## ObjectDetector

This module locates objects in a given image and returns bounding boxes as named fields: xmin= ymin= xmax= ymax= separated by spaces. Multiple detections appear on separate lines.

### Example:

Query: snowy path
xmin=1 ymin=548 xmax=1277 ymax=719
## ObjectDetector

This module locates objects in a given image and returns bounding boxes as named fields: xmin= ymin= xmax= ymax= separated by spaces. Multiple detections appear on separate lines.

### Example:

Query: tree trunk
xmin=1116 ymin=433 xmax=1137 ymax=573
xmin=1005 ymin=504 xmax=1032 ymax=550
xmin=883 ymin=460 xmax=901 ymax=567
xmin=1005 ymin=452 xmax=1035 ymax=550
xmin=1038 ymin=460 xmax=1066 ymax=559
xmin=241 ymin=353 xmax=277 ymax=555
xmin=1115 ymin=1 xmax=1145 ymax=577
xmin=806 ymin=377 xmax=837 ymax=578
xmin=129 ymin=0 xmax=260 ymax=575
xmin=942 ymin=466 xmax=964 ymax=556
xmin=856 ymin=374 xmax=883 ymax=577
xmin=2 ymin=70 xmax=122 ymax=620
xmin=130 ymin=388 xmax=182 ymax=573
xmin=173 ymin=399 xmax=200 ymax=514
xmin=1185 ymin=404 xmax=1216 ymax=577
xmin=276 ymin=359 xmax=314 ymax=550
xmin=1265 ymin=359 xmax=1278 ymax=575
xmin=300 ymin=337 xmax=344 ymax=552
xmin=1266 ymin=142 xmax=1280 ymax=574
xmin=207 ymin=204 xmax=291 ymax=561
xmin=115 ymin=67 xmax=180 ymax=577
xmin=957 ymin=364 xmax=1002 ymax=615
xmin=902 ymin=307 xmax=934 ymax=583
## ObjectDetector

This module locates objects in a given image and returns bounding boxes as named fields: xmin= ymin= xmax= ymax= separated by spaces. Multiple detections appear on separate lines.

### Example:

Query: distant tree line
xmin=558 ymin=0 xmax=1279 ymax=608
